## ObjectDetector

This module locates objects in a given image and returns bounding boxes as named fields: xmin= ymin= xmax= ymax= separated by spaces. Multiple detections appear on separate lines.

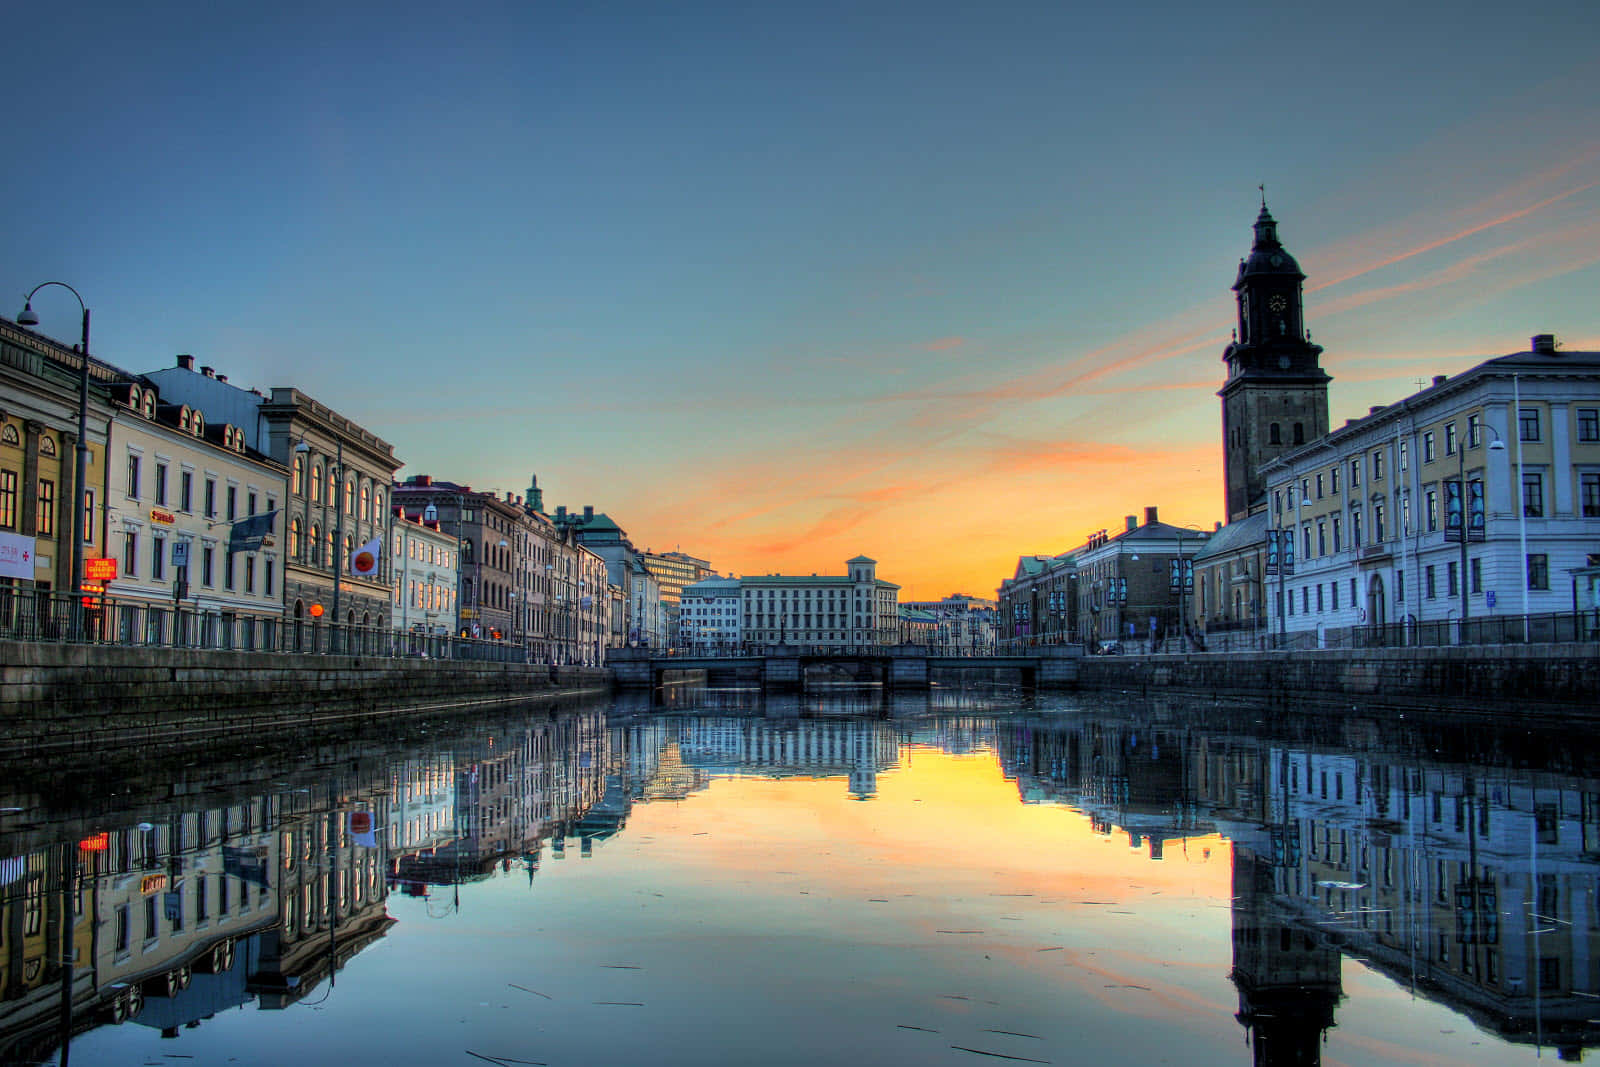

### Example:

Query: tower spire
xmin=1259 ymin=182 xmax=1267 ymax=210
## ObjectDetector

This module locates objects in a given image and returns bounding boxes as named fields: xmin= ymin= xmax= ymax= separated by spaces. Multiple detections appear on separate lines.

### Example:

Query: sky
xmin=5 ymin=0 xmax=1598 ymax=600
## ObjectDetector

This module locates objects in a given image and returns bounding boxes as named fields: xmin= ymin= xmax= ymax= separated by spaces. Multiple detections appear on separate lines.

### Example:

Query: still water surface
xmin=2 ymin=687 xmax=1594 ymax=1065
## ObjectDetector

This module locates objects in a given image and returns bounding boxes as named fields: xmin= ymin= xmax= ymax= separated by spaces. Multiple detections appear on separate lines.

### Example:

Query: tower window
xmin=1293 ymin=423 xmax=1305 ymax=445
xmin=1269 ymin=423 xmax=1281 ymax=445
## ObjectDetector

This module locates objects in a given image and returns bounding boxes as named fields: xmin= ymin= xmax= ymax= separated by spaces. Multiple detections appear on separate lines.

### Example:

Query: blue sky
xmin=7 ymin=1 xmax=1598 ymax=597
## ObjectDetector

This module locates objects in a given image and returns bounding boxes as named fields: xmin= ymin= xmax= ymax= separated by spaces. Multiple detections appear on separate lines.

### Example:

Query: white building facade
xmin=391 ymin=508 xmax=460 ymax=641
xmin=678 ymin=576 xmax=742 ymax=652
xmin=740 ymin=556 xmax=900 ymax=651
xmin=1261 ymin=336 xmax=1600 ymax=643
xmin=102 ymin=379 xmax=288 ymax=647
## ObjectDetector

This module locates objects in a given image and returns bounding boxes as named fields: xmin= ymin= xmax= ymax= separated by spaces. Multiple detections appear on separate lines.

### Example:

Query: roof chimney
xmin=176 ymin=354 xmax=195 ymax=371
xmin=413 ymin=474 xmax=432 ymax=487
xmin=1144 ymin=506 xmax=1158 ymax=526
xmin=1431 ymin=374 xmax=1447 ymax=386
xmin=583 ymin=505 xmax=594 ymax=521
xmin=1125 ymin=515 xmax=1138 ymax=532
xmin=201 ymin=366 xmax=215 ymax=378
xmin=216 ymin=374 xmax=228 ymax=383
xmin=1369 ymin=405 xmax=1384 ymax=415
xmin=1532 ymin=333 xmax=1558 ymax=354
xmin=556 ymin=506 xmax=567 ymax=520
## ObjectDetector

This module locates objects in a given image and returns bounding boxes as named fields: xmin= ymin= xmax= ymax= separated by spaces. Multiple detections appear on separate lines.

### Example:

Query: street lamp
xmin=296 ymin=438 xmax=344 ymax=652
xmin=17 ymin=283 xmax=90 ymax=635
xmin=1449 ymin=421 xmax=1506 ymax=644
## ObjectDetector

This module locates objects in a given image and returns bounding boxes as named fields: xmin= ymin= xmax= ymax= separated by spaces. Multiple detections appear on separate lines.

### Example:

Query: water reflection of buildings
xmin=0 ymin=705 xmax=615 ymax=1064
xmin=676 ymin=717 xmax=902 ymax=799
xmin=1007 ymin=705 xmax=1600 ymax=1063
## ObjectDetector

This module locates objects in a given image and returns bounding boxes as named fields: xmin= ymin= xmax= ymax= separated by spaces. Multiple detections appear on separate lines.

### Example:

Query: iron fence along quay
xmin=1 ymin=589 xmax=535 ymax=663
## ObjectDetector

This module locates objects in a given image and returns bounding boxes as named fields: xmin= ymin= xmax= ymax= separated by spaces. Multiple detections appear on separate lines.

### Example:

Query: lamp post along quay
xmin=17 ymin=283 xmax=90 ymax=636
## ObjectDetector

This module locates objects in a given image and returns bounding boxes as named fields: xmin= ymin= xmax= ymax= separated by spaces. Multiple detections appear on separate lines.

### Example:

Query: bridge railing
xmin=0 ymin=589 xmax=547 ymax=663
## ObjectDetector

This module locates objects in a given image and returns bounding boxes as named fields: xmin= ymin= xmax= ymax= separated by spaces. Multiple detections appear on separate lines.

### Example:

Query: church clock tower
xmin=1219 ymin=200 xmax=1331 ymax=522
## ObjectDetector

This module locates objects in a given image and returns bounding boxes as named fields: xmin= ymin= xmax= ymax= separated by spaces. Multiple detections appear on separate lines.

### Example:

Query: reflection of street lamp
xmin=17 ymin=283 xmax=90 ymax=633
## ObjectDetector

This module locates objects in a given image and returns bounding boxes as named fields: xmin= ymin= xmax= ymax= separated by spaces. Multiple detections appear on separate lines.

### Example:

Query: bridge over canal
xmin=607 ymin=644 xmax=1082 ymax=691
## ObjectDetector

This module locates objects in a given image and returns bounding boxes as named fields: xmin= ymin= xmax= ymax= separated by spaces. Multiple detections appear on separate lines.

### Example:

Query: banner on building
xmin=349 ymin=536 xmax=382 ymax=577
xmin=0 ymin=532 xmax=36 ymax=581
xmin=227 ymin=510 xmax=278 ymax=553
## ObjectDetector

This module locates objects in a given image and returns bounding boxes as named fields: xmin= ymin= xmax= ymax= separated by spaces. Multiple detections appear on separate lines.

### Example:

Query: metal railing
xmin=0 ymin=589 xmax=551 ymax=663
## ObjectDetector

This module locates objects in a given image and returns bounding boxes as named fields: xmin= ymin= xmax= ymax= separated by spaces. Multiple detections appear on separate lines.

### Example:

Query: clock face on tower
xmin=1268 ymin=294 xmax=1288 ymax=312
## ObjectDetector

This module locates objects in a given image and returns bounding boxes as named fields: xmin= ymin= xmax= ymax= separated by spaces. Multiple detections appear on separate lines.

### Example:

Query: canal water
xmin=1 ymin=685 xmax=1594 ymax=1066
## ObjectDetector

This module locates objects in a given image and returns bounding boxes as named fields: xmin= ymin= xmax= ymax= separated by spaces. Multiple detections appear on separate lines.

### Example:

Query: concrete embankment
xmin=0 ymin=641 xmax=608 ymax=757
xmin=1075 ymin=643 xmax=1599 ymax=713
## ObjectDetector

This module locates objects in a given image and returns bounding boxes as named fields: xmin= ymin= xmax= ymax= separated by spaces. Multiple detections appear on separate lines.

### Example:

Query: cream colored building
xmin=1261 ymin=335 xmax=1600 ymax=642
xmin=740 ymin=555 xmax=900 ymax=650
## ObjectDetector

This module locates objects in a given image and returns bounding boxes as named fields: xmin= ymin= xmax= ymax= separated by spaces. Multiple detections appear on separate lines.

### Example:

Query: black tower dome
xmin=1235 ymin=204 xmax=1304 ymax=284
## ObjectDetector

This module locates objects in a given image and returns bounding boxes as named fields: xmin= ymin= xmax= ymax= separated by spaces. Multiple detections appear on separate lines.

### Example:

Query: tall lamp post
xmin=1449 ymin=423 xmax=1506 ymax=644
xmin=17 ymin=284 xmax=90 ymax=634
xmin=296 ymin=438 xmax=344 ymax=652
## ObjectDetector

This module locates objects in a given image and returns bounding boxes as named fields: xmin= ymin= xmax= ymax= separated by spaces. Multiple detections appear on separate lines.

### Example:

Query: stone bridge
xmin=606 ymin=644 xmax=1082 ymax=691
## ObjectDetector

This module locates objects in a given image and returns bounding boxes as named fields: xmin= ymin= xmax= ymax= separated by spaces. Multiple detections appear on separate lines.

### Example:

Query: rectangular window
xmin=0 ymin=470 xmax=15 ymax=530
xmin=226 ymin=485 xmax=237 ymax=521
xmin=180 ymin=471 xmax=193 ymax=512
xmin=123 ymin=530 xmax=138 ymax=577
xmin=127 ymin=453 xmax=140 ymax=498
xmin=36 ymin=479 xmax=54 ymax=536
xmin=155 ymin=463 xmax=168 ymax=505
xmin=1471 ymin=557 xmax=1482 ymax=594
xmin=1582 ymin=473 xmax=1600 ymax=518
xmin=83 ymin=489 xmax=94 ymax=545
xmin=1579 ymin=408 xmax=1600 ymax=443
xmin=1425 ymin=565 xmax=1437 ymax=599
xmin=265 ymin=559 xmax=275 ymax=597
xmin=223 ymin=551 xmax=235 ymax=591
xmin=1351 ymin=578 xmax=1358 ymax=607
xmin=1303 ymin=526 xmax=1312 ymax=561
xmin=202 ymin=545 xmax=215 ymax=587
xmin=152 ymin=537 xmax=165 ymax=581
xmin=1331 ymin=516 xmax=1342 ymax=552
xmin=1350 ymin=458 xmax=1361 ymax=488
xmin=205 ymin=479 xmax=217 ymax=518
xmin=1529 ymin=554 xmax=1549 ymax=591
xmin=1423 ymin=432 xmax=1435 ymax=464
xmin=1397 ymin=569 xmax=1405 ymax=604
xmin=1467 ymin=413 xmax=1483 ymax=448
xmin=1522 ymin=471 xmax=1544 ymax=517
xmin=115 ymin=905 xmax=130 ymax=952
xmin=1445 ymin=423 xmax=1457 ymax=456
xmin=1372 ymin=449 xmax=1385 ymax=480
xmin=1317 ymin=520 xmax=1327 ymax=556
xmin=1330 ymin=466 xmax=1340 ymax=494
xmin=1425 ymin=488 xmax=1438 ymax=532
xmin=1448 ymin=560 xmax=1458 ymax=597
xmin=1351 ymin=508 xmax=1363 ymax=546
xmin=1316 ymin=585 xmax=1324 ymax=612
xmin=1315 ymin=474 xmax=1325 ymax=499
xmin=1331 ymin=583 xmax=1339 ymax=610
xmin=1374 ymin=502 xmax=1387 ymax=541
xmin=1301 ymin=587 xmax=1309 ymax=614
xmin=1520 ymin=407 xmax=1541 ymax=442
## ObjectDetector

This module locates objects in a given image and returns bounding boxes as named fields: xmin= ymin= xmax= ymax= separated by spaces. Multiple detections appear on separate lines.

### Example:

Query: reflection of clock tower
xmin=1219 ymin=200 xmax=1331 ymax=522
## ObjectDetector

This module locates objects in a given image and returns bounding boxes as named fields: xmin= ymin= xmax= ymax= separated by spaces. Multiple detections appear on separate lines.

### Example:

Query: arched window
xmin=1269 ymin=423 xmax=1281 ymax=445
xmin=308 ymin=523 xmax=320 ymax=564
xmin=326 ymin=467 xmax=336 ymax=505
xmin=325 ymin=528 xmax=335 ymax=567
xmin=360 ymin=483 xmax=370 ymax=521
xmin=373 ymin=488 xmax=384 ymax=517
xmin=310 ymin=465 xmax=322 ymax=504
xmin=292 ymin=454 xmax=304 ymax=495
xmin=345 ymin=478 xmax=355 ymax=516
xmin=289 ymin=518 xmax=301 ymax=559
xmin=1 ymin=425 xmax=18 ymax=446
xmin=462 ymin=540 xmax=475 ymax=565
xmin=38 ymin=435 xmax=56 ymax=457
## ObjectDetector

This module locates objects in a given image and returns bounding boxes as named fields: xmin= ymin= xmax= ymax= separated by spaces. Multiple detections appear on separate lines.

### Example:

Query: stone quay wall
xmin=0 ymin=641 xmax=609 ymax=758
xmin=1075 ymin=643 xmax=1600 ymax=713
